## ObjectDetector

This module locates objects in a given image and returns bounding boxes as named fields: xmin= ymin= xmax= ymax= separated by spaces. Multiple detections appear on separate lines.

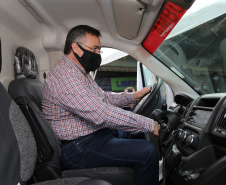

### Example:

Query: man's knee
xmin=133 ymin=141 xmax=158 ymax=174
xmin=142 ymin=141 xmax=158 ymax=164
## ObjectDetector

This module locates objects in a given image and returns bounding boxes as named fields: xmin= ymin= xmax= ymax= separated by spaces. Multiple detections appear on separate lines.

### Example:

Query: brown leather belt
xmin=61 ymin=140 xmax=74 ymax=145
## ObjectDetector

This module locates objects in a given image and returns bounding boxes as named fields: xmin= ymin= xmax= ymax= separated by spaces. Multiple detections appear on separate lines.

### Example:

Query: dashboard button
xmin=181 ymin=131 xmax=189 ymax=143
xmin=177 ymin=129 xmax=183 ymax=139
xmin=186 ymin=135 xmax=199 ymax=149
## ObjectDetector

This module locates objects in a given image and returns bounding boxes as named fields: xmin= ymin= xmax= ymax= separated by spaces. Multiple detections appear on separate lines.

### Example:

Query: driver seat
xmin=8 ymin=78 xmax=136 ymax=185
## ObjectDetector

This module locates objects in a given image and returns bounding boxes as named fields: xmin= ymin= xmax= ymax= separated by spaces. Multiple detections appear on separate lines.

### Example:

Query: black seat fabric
xmin=8 ymin=78 xmax=136 ymax=185
xmin=0 ymin=82 xmax=36 ymax=185
xmin=0 ymin=82 xmax=111 ymax=185
xmin=32 ymin=178 xmax=111 ymax=185
xmin=9 ymin=78 xmax=43 ymax=109
xmin=9 ymin=78 xmax=61 ymax=181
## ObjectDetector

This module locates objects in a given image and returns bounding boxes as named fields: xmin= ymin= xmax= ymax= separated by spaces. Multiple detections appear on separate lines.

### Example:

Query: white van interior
xmin=1 ymin=0 xmax=226 ymax=185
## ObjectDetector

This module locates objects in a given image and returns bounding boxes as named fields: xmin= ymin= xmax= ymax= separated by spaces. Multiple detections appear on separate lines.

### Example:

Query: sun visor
xmin=139 ymin=0 xmax=153 ymax=5
xmin=113 ymin=0 xmax=146 ymax=40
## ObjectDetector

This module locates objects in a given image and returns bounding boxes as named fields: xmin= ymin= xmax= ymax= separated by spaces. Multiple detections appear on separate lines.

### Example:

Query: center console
xmin=165 ymin=93 xmax=226 ymax=185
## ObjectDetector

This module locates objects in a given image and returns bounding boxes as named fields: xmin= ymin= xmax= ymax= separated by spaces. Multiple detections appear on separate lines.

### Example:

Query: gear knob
xmin=151 ymin=109 xmax=163 ymax=122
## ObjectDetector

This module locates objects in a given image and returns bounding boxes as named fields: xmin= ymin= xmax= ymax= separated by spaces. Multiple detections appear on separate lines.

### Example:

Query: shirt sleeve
xmin=102 ymin=91 xmax=136 ymax=108
xmin=55 ymin=72 xmax=155 ymax=134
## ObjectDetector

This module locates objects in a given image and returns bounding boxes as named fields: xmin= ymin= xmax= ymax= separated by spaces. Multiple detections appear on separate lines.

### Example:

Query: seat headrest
xmin=14 ymin=46 xmax=39 ymax=80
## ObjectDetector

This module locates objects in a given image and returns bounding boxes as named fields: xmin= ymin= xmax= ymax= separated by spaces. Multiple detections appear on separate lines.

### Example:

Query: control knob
xmin=186 ymin=135 xmax=199 ymax=149
xmin=180 ymin=131 xmax=189 ymax=143
xmin=177 ymin=129 xmax=183 ymax=139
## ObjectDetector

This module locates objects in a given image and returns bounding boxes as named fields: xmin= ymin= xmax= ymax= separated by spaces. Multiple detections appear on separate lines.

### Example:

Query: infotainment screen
xmin=187 ymin=109 xmax=212 ymax=127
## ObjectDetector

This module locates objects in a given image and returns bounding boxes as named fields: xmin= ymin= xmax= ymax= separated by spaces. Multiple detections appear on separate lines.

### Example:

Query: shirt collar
xmin=63 ymin=55 xmax=87 ymax=75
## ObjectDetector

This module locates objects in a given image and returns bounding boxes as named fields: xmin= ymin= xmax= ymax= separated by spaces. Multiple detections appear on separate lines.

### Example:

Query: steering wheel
xmin=132 ymin=79 xmax=163 ymax=117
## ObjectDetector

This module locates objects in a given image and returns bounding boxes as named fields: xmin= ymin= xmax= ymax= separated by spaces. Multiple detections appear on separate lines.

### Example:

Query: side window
xmin=139 ymin=63 xmax=174 ymax=107
xmin=95 ymin=48 xmax=137 ymax=92
xmin=142 ymin=64 xmax=157 ymax=88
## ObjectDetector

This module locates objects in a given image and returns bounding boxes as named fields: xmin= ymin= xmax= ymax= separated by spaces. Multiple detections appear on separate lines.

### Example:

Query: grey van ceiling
xmin=17 ymin=0 xmax=164 ymax=51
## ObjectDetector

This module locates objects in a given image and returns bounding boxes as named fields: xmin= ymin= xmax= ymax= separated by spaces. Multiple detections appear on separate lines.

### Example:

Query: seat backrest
xmin=8 ymin=78 xmax=61 ymax=180
xmin=7 ymin=79 xmax=136 ymax=185
xmin=0 ymin=82 xmax=37 ymax=184
xmin=9 ymin=78 xmax=43 ymax=109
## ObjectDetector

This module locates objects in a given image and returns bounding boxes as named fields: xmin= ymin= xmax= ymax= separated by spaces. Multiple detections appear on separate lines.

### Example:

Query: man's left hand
xmin=134 ymin=87 xmax=152 ymax=101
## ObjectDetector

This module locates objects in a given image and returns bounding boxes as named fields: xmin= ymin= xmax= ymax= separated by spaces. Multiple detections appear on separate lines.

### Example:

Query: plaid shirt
xmin=42 ymin=55 xmax=155 ymax=140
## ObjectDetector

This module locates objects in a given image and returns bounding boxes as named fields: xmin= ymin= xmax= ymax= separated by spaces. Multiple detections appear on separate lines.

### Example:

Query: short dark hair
xmin=64 ymin=25 xmax=101 ymax=55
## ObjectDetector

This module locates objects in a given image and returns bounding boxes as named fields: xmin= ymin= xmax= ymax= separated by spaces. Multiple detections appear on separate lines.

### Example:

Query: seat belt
xmin=14 ymin=96 xmax=53 ymax=164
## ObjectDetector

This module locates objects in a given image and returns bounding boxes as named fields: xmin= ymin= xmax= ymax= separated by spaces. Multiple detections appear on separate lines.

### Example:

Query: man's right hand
xmin=153 ymin=121 xmax=160 ymax=136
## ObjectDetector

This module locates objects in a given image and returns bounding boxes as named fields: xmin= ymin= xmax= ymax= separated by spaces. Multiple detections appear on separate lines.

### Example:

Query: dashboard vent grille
xmin=216 ymin=108 xmax=226 ymax=130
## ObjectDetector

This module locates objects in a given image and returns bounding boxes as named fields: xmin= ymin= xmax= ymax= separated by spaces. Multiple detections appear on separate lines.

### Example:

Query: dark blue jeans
xmin=60 ymin=129 xmax=159 ymax=185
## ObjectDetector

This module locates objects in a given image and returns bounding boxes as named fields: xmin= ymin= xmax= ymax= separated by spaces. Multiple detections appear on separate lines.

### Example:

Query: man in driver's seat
xmin=42 ymin=25 xmax=160 ymax=185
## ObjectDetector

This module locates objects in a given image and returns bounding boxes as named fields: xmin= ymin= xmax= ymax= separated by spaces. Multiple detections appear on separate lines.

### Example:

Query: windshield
xmin=154 ymin=0 xmax=226 ymax=95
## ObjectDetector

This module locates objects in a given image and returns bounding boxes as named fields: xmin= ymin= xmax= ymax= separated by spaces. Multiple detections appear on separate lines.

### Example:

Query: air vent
xmin=217 ymin=108 xmax=226 ymax=129
xmin=215 ymin=107 xmax=226 ymax=135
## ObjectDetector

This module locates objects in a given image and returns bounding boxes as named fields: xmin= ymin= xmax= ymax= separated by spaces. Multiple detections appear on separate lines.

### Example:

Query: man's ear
xmin=71 ymin=43 xmax=78 ymax=53
xmin=72 ymin=43 xmax=84 ymax=57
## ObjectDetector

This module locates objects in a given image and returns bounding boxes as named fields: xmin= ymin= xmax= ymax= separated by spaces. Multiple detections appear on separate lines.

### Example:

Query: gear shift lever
xmin=152 ymin=109 xmax=167 ymax=129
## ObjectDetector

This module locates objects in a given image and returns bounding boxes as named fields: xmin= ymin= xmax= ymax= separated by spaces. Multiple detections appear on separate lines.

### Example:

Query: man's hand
xmin=134 ymin=87 xmax=151 ymax=101
xmin=153 ymin=121 xmax=160 ymax=136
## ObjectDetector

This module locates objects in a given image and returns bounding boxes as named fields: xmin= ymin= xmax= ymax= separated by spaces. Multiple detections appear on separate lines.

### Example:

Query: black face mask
xmin=73 ymin=44 xmax=102 ymax=73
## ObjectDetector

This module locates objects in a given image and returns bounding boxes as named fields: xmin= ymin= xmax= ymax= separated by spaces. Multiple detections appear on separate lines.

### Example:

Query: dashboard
xmin=177 ymin=94 xmax=226 ymax=154
xmin=164 ymin=93 xmax=226 ymax=185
